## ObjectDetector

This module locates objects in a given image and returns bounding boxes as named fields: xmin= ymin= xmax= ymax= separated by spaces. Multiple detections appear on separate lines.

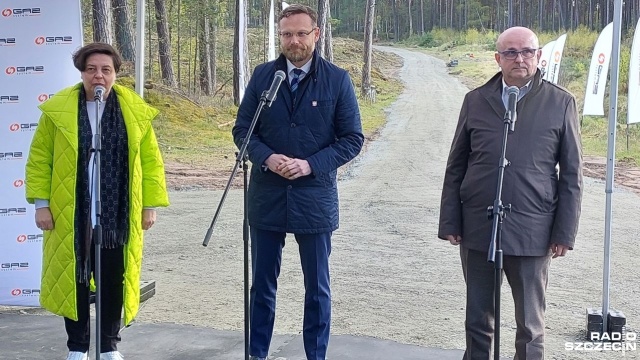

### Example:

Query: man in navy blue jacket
xmin=232 ymin=4 xmax=364 ymax=360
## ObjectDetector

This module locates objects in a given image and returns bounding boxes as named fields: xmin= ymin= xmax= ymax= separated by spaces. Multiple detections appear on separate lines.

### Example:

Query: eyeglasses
xmin=498 ymin=48 xmax=538 ymax=60
xmin=279 ymin=28 xmax=316 ymax=40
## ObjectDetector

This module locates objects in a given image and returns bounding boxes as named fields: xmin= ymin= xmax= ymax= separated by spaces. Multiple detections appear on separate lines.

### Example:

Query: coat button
xmin=290 ymin=123 xmax=296 ymax=127
xmin=287 ymin=185 xmax=292 ymax=189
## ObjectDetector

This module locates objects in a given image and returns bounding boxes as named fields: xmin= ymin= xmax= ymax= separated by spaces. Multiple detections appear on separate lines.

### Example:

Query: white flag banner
xmin=540 ymin=40 xmax=556 ymax=80
xmin=628 ymin=19 xmax=640 ymax=124
xmin=0 ymin=0 xmax=83 ymax=306
xmin=547 ymin=34 xmax=567 ymax=84
xmin=268 ymin=0 xmax=276 ymax=61
xmin=282 ymin=1 xmax=290 ymax=9
xmin=238 ymin=0 xmax=247 ymax=102
xmin=584 ymin=22 xmax=614 ymax=116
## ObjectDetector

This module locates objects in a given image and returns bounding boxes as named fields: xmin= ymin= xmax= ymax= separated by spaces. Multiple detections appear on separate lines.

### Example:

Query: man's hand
xmin=445 ymin=234 xmax=462 ymax=246
xmin=550 ymin=243 xmax=570 ymax=258
xmin=278 ymin=158 xmax=312 ymax=180
xmin=142 ymin=209 xmax=156 ymax=230
xmin=35 ymin=207 xmax=54 ymax=230
xmin=265 ymin=154 xmax=291 ymax=176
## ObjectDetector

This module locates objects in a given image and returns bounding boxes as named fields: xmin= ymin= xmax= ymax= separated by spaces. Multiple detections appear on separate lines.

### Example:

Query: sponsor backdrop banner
xmin=0 ymin=0 xmax=82 ymax=306
xmin=583 ymin=22 xmax=614 ymax=116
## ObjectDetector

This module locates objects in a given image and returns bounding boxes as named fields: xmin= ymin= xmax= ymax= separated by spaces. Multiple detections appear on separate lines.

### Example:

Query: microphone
xmin=264 ymin=70 xmax=286 ymax=106
xmin=94 ymin=85 xmax=106 ymax=102
xmin=506 ymin=86 xmax=519 ymax=132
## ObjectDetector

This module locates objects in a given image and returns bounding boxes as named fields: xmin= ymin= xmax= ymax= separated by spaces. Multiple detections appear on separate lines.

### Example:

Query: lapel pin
xmin=312 ymin=100 xmax=317 ymax=107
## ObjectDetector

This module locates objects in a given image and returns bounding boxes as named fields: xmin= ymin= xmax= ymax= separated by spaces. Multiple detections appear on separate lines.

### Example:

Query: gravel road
xmin=132 ymin=47 xmax=640 ymax=359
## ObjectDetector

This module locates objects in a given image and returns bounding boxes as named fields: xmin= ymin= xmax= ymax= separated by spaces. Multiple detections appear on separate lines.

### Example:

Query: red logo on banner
xmin=9 ymin=123 xmax=19 ymax=132
xmin=35 ymin=36 xmax=45 ymax=45
xmin=598 ymin=53 xmax=606 ymax=64
xmin=17 ymin=235 xmax=27 ymax=243
xmin=1 ymin=9 xmax=12 ymax=17
xmin=5 ymin=67 xmax=16 ymax=75
xmin=11 ymin=289 xmax=21 ymax=296
xmin=554 ymin=51 xmax=561 ymax=62
xmin=38 ymin=94 xmax=50 ymax=102
xmin=14 ymin=179 xmax=24 ymax=187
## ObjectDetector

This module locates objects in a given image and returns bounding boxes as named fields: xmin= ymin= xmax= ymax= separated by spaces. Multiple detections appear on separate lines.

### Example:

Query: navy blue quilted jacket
xmin=232 ymin=51 xmax=363 ymax=234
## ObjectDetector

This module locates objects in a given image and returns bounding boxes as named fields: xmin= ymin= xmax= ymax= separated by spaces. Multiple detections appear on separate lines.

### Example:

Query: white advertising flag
xmin=547 ymin=34 xmax=567 ymax=84
xmin=628 ymin=19 xmax=640 ymax=124
xmin=583 ymin=22 xmax=614 ymax=116
xmin=540 ymin=40 xmax=556 ymax=81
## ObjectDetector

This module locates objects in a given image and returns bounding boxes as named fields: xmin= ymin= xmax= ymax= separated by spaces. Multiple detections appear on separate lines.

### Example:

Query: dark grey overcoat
xmin=438 ymin=70 xmax=583 ymax=256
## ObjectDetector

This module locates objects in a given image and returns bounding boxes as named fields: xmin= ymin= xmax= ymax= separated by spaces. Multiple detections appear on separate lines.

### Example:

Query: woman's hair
xmin=72 ymin=43 xmax=123 ymax=72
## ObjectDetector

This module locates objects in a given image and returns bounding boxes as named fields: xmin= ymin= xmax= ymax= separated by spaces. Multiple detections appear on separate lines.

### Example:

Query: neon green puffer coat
xmin=25 ymin=83 xmax=169 ymax=325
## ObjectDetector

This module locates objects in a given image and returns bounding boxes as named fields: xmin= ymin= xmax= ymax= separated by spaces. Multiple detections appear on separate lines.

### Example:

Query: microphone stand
xmin=486 ymin=107 xmax=514 ymax=360
xmin=92 ymin=93 xmax=104 ymax=360
xmin=203 ymin=89 xmax=276 ymax=360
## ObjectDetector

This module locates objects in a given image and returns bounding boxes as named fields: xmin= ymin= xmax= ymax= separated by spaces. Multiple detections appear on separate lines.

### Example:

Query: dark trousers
xmin=249 ymin=228 xmax=332 ymax=360
xmin=460 ymin=247 xmax=550 ymax=360
xmin=65 ymin=245 xmax=125 ymax=353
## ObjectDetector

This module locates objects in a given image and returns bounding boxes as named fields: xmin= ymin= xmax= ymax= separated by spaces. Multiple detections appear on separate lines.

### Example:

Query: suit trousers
xmin=249 ymin=227 xmax=332 ymax=360
xmin=460 ymin=247 xmax=551 ymax=360
xmin=64 ymin=245 xmax=125 ymax=353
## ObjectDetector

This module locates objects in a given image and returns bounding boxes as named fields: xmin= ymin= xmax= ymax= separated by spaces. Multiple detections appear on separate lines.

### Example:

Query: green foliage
xmin=419 ymin=32 xmax=435 ymax=47
xmin=563 ymin=26 xmax=600 ymax=57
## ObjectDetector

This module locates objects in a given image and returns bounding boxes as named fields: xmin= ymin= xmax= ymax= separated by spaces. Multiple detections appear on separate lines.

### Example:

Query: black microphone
xmin=264 ymin=70 xmax=286 ymax=106
xmin=94 ymin=85 xmax=106 ymax=102
xmin=506 ymin=86 xmax=519 ymax=132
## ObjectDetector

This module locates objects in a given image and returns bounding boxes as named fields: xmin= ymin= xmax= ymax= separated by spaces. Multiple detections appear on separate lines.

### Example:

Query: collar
xmin=286 ymin=57 xmax=313 ymax=76
xmin=501 ymin=79 xmax=532 ymax=108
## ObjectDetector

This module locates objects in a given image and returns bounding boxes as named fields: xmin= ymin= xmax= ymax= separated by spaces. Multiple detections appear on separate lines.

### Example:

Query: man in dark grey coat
xmin=438 ymin=26 xmax=583 ymax=359
xmin=232 ymin=4 xmax=363 ymax=360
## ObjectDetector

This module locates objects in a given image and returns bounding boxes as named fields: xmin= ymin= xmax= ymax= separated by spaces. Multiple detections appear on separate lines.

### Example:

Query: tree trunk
xmin=392 ymin=0 xmax=399 ymax=40
xmin=155 ymin=0 xmax=176 ymax=86
xmin=177 ymin=0 xmax=182 ymax=87
xmin=362 ymin=0 xmax=376 ymax=102
xmin=211 ymin=21 xmax=217 ymax=92
xmin=318 ymin=0 xmax=329 ymax=58
xmin=324 ymin=1 xmax=334 ymax=62
xmin=111 ymin=0 xmax=135 ymax=61
xmin=199 ymin=8 xmax=212 ymax=95
xmin=420 ymin=0 xmax=425 ymax=34
xmin=93 ymin=0 xmax=113 ymax=43
xmin=408 ymin=0 xmax=413 ymax=36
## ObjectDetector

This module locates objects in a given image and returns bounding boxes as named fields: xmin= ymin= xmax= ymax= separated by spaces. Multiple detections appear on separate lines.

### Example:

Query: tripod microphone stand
xmin=202 ymin=70 xmax=285 ymax=360
xmin=487 ymin=86 xmax=518 ymax=360
xmin=92 ymin=85 xmax=106 ymax=360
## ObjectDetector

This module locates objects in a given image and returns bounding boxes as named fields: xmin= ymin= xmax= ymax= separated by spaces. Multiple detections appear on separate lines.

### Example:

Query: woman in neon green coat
xmin=25 ymin=43 xmax=169 ymax=360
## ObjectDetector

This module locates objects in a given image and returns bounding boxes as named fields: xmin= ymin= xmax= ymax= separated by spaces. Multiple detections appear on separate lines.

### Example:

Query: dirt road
xmin=134 ymin=47 xmax=640 ymax=359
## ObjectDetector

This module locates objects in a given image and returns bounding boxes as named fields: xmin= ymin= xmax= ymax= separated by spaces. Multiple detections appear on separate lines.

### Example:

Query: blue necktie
xmin=291 ymin=68 xmax=303 ymax=95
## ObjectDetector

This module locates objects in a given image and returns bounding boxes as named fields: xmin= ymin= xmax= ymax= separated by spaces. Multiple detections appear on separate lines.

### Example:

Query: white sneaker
xmin=100 ymin=351 xmax=124 ymax=360
xmin=66 ymin=352 xmax=89 ymax=360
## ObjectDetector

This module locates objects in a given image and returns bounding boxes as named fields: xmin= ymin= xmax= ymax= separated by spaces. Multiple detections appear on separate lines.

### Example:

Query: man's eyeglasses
xmin=498 ymin=48 xmax=538 ymax=60
xmin=279 ymin=28 xmax=316 ymax=39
